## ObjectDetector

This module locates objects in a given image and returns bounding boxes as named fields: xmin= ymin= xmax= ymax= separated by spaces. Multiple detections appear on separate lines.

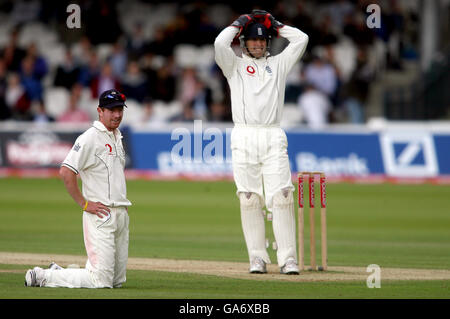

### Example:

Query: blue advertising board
xmin=129 ymin=127 xmax=450 ymax=178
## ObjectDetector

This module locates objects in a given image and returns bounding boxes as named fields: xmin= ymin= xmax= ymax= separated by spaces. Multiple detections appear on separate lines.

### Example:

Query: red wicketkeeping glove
xmin=251 ymin=9 xmax=272 ymax=29
xmin=230 ymin=14 xmax=253 ymax=37
xmin=269 ymin=15 xmax=285 ymax=37
xmin=251 ymin=9 xmax=285 ymax=37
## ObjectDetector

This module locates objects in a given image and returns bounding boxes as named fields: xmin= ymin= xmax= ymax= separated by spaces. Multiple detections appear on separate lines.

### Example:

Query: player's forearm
xmin=59 ymin=166 xmax=85 ymax=208
xmin=214 ymin=26 xmax=239 ymax=77
xmin=279 ymin=25 xmax=309 ymax=46
xmin=277 ymin=25 xmax=309 ymax=69
xmin=214 ymin=26 xmax=238 ymax=50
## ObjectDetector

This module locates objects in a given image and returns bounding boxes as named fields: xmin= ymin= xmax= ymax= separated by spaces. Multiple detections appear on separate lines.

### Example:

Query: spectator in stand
xmin=85 ymin=0 xmax=122 ymax=45
xmin=90 ymin=61 xmax=121 ymax=99
xmin=71 ymin=36 xmax=93 ymax=67
xmin=142 ymin=97 xmax=166 ymax=127
xmin=178 ymin=67 xmax=213 ymax=120
xmin=139 ymin=51 xmax=158 ymax=98
xmin=378 ymin=1 xmax=405 ymax=69
xmin=145 ymin=26 xmax=174 ymax=57
xmin=32 ymin=100 xmax=55 ymax=124
xmin=312 ymin=14 xmax=339 ymax=48
xmin=126 ymin=22 xmax=147 ymax=60
xmin=341 ymin=47 xmax=374 ymax=123
xmin=191 ymin=78 xmax=212 ymax=121
xmin=284 ymin=62 xmax=303 ymax=103
xmin=0 ymin=59 xmax=10 ymax=120
xmin=343 ymin=12 xmax=375 ymax=47
xmin=57 ymin=84 xmax=91 ymax=123
xmin=326 ymin=0 xmax=355 ymax=33
xmin=170 ymin=104 xmax=194 ymax=122
xmin=1 ymin=28 xmax=26 ymax=73
xmin=20 ymin=55 xmax=43 ymax=102
xmin=25 ymin=43 xmax=48 ymax=81
xmin=195 ymin=12 xmax=219 ymax=46
xmin=110 ymin=39 xmax=128 ymax=80
xmin=5 ymin=73 xmax=32 ymax=120
xmin=10 ymin=0 xmax=41 ymax=25
xmin=179 ymin=67 xmax=198 ymax=110
xmin=153 ymin=56 xmax=176 ymax=103
xmin=78 ymin=51 xmax=100 ymax=88
xmin=54 ymin=49 xmax=81 ymax=90
xmin=303 ymin=54 xmax=338 ymax=101
xmin=121 ymin=60 xmax=147 ymax=103
xmin=209 ymin=102 xmax=227 ymax=122
xmin=168 ymin=13 xmax=193 ymax=46
xmin=297 ymin=83 xmax=331 ymax=129
xmin=291 ymin=2 xmax=315 ymax=47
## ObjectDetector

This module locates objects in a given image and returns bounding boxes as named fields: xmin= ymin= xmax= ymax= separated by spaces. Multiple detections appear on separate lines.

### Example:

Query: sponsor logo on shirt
xmin=246 ymin=66 xmax=255 ymax=76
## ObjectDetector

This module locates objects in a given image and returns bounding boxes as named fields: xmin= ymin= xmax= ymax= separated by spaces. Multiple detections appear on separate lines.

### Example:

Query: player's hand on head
xmin=251 ymin=9 xmax=272 ymax=29
xmin=251 ymin=9 xmax=285 ymax=37
xmin=85 ymin=201 xmax=111 ymax=218
xmin=231 ymin=14 xmax=253 ymax=37
xmin=268 ymin=14 xmax=284 ymax=37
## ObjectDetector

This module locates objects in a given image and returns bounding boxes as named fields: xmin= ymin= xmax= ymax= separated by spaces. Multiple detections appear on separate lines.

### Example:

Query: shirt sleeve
xmin=276 ymin=25 xmax=309 ymax=76
xmin=214 ymin=26 xmax=239 ymax=78
xmin=61 ymin=132 xmax=94 ymax=174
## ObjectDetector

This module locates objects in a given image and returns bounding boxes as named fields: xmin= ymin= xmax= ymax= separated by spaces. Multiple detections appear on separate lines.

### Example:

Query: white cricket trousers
xmin=44 ymin=206 xmax=129 ymax=288
xmin=231 ymin=125 xmax=295 ymax=210
xmin=231 ymin=125 xmax=297 ymax=266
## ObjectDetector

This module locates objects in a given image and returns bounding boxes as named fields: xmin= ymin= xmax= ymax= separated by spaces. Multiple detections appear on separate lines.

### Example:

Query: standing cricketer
xmin=25 ymin=89 xmax=131 ymax=288
xmin=214 ymin=10 xmax=308 ymax=274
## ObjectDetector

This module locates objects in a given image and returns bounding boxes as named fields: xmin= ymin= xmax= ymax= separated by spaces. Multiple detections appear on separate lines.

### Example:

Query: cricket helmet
xmin=239 ymin=22 xmax=272 ymax=54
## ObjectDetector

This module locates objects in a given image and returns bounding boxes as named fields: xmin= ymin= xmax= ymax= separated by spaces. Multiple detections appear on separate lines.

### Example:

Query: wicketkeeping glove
xmin=269 ymin=15 xmax=285 ymax=37
xmin=251 ymin=9 xmax=285 ymax=37
xmin=230 ymin=14 xmax=253 ymax=37
xmin=251 ymin=9 xmax=273 ymax=29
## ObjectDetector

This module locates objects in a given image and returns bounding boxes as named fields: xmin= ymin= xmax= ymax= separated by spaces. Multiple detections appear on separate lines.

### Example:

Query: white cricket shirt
xmin=214 ymin=25 xmax=309 ymax=125
xmin=62 ymin=121 xmax=131 ymax=207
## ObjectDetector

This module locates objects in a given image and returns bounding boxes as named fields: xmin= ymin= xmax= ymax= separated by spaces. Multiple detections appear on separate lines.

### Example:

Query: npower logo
xmin=380 ymin=132 xmax=438 ymax=177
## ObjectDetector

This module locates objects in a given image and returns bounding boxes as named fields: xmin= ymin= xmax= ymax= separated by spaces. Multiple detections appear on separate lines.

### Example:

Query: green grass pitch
xmin=0 ymin=177 xmax=449 ymax=299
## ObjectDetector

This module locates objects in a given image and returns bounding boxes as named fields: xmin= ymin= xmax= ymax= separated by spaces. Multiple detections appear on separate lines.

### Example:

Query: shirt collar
xmin=93 ymin=121 xmax=122 ymax=139
xmin=243 ymin=51 xmax=270 ymax=62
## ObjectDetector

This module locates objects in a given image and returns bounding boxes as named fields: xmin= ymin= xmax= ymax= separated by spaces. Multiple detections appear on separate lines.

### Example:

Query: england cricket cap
xmin=99 ymin=89 xmax=127 ymax=109
xmin=243 ymin=22 xmax=270 ymax=40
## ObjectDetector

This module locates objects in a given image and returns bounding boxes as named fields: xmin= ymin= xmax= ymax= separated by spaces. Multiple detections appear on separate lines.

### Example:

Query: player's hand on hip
xmin=85 ymin=201 xmax=111 ymax=218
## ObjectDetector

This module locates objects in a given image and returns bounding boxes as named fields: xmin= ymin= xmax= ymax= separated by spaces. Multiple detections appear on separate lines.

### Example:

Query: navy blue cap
xmin=99 ymin=89 xmax=127 ymax=108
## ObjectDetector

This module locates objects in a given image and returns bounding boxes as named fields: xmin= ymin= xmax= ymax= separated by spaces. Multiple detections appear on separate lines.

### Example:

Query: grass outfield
xmin=0 ymin=177 xmax=449 ymax=299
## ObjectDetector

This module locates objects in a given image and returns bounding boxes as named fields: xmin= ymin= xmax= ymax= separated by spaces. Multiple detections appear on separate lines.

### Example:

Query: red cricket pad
xmin=320 ymin=176 xmax=327 ymax=208
xmin=309 ymin=175 xmax=315 ymax=208
xmin=298 ymin=175 xmax=304 ymax=208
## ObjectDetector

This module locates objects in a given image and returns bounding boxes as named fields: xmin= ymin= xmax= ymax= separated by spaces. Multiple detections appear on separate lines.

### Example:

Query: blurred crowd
xmin=0 ymin=0 xmax=420 ymax=127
